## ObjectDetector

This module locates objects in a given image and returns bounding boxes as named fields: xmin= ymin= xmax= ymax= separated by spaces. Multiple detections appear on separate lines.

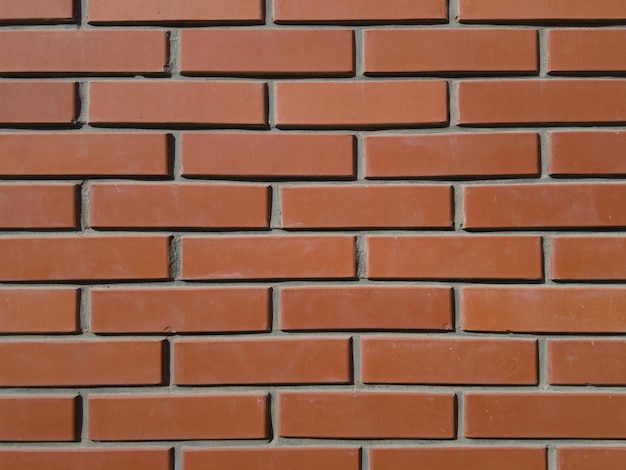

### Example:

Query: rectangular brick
xmin=280 ymin=286 xmax=453 ymax=331
xmin=273 ymin=0 xmax=447 ymax=23
xmin=181 ymin=236 xmax=355 ymax=280
xmin=89 ymin=81 xmax=266 ymax=127
xmin=281 ymin=185 xmax=452 ymax=229
xmin=550 ymin=131 xmax=626 ymax=176
xmin=0 ymin=184 xmax=77 ymax=229
xmin=0 ymin=0 xmax=74 ymax=23
xmin=91 ymin=287 xmax=270 ymax=333
xmin=364 ymin=29 xmax=537 ymax=74
xmin=180 ymin=29 xmax=353 ymax=76
xmin=275 ymin=80 xmax=447 ymax=129
xmin=89 ymin=183 xmax=269 ymax=229
xmin=88 ymin=0 xmax=263 ymax=23
xmin=367 ymin=236 xmax=542 ymax=280
xmin=0 ymin=236 xmax=170 ymax=282
xmin=364 ymin=132 xmax=539 ymax=179
xmin=557 ymin=447 xmax=626 ymax=470
xmin=465 ymin=393 xmax=626 ymax=438
xmin=458 ymin=80 xmax=626 ymax=125
xmin=361 ymin=337 xmax=537 ymax=385
xmin=548 ymin=29 xmax=626 ymax=73
xmin=0 ymin=133 xmax=170 ymax=177
xmin=0 ymin=396 xmax=77 ymax=441
xmin=462 ymin=286 xmax=626 ymax=333
xmin=552 ymin=236 xmax=626 ymax=281
xmin=0 ymin=82 xmax=76 ymax=124
xmin=0 ymin=30 xmax=167 ymax=73
xmin=548 ymin=339 xmax=626 ymax=385
xmin=180 ymin=132 xmax=354 ymax=179
xmin=89 ymin=394 xmax=267 ymax=441
xmin=0 ymin=288 xmax=78 ymax=333
xmin=279 ymin=392 xmax=455 ymax=439
xmin=173 ymin=338 xmax=351 ymax=385
xmin=464 ymin=184 xmax=626 ymax=229
xmin=0 ymin=340 xmax=163 ymax=386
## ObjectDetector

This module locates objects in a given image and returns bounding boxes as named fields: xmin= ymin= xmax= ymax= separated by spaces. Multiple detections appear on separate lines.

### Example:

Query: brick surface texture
xmin=0 ymin=1 xmax=625 ymax=469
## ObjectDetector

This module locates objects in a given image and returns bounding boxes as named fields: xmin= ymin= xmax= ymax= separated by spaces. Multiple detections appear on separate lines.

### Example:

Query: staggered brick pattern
xmin=1 ymin=1 xmax=626 ymax=469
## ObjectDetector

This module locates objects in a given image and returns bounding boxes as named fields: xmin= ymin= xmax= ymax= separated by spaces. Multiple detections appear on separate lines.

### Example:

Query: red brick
xmin=183 ymin=448 xmax=360 ymax=470
xmin=279 ymin=392 xmax=455 ymax=439
xmin=462 ymin=287 xmax=626 ymax=333
xmin=548 ymin=29 xmax=626 ymax=73
xmin=557 ymin=447 xmax=626 ymax=470
xmin=0 ymin=340 xmax=163 ymax=386
xmin=0 ymin=30 xmax=167 ymax=73
xmin=0 ymin=449 xmax=172 ymax=470
xmin=459 ymin=0 xmax=626 ymax=22
xmin=88 ymin=0 xmax=263 ymax=23
xmin=89 ymin=183 xmax=268 ymax=229
xmin=465 ymin=393 xmax=626 ymax=438
xmin=281 ymin=185 xmax=452 ymax=229
xmin=0 ymin=133 xmax=170 ymax=177
xmin=367 ymin=236 xmax=542 ymax=280
xmin=173 ymin=337 xmax=351 ymax=385
xmin=273 ymin=0 xmax=447 ymax=23
xmin=552 ymin=237 xmax=626 ymax=281
xmin=458 ymin=80 xmax=626 ymax=125
xmin=0 ymin=396 xmax=77 ymax=441
xmin=275 ymin=81 xmax=447 ymax=128
xmin=364 ymin=29 xmax=537 ymax=74
xmin=89 ymin=394 xmax=267 ymax=441
xmin=0 ymin=184 xmax=77 ymax=229
xmin=180 ymin=132 xmax=354 ymax=179
xmin=370 ymin=448 xmax=546 ymax=470
xmin=550 ymin=131 xmax=626 ymax=176
xmin=0 ymin=236 xmax=170 ymax=282
xmin=464 ymin=184 xmax=626 ymax=229
xmin=361 ymin=337 xmax=537 ymax=385
xmin=181 ymin=236 xmax=355 ymax=280
xmin=0 ymin=0 xmax=74 ymax=23
xmin=0 ymin=289 xmax=78 ymax=333
xmin=89 ymin=81 xmax=266 ymax=127
xmin=180 ymin=29 xmax=353 ymax=76
xmin=280 ymin=286 xmax=453 ymax=331
xmin=0 ymin=82 xmax=76 ymax=124
xmin=364 ymin=132 xmax=539 ymax=179
xmin=91 ymin=287 xmax=270 ymax=333
xmin=548 ymin=339 xmax=626 ymax=385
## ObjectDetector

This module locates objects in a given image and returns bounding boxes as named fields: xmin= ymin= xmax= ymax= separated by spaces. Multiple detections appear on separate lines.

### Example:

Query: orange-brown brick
xmin=462 ymin=286 xmax=626 ymax=333
xmin=0 ymin=133 xmax=170 ymax=177
xmin=549 ymin=131 xmax=626 ymax=176
xmin=279 ymin=392 xmax=455 ymax=439
xmin=367 ymin=236 xmax=542 ymax=280
xmin=89 ymin=183 xmax=269 ymax=229
xmin=281 ymin=185 xmax=452 ymax=229
xmin=0 ymin=340 xmax=163 ymax=386
xmin=180 ymin=29 xmax=353 ymax=76
xmin=181 ymin=236 xmax=355 ymax=280
xmin=0 ymin=236 xmax=170 ymax=282
xmin=364 ymin=29 xmax=537 ymax=74
xmin=548 ymin=29 xmax=626 ymax=73
xmin=275 ymin=80 xmax=447 ymax=128
xmin=557 ymin=447 xmax=626 ymax=470
xmin=0 ymin=289 xmax=78 ymax=333
xmin=91 ymin=287 xmax=270 ymax=333
xmin=0 ymin=30 xmax=167 ymax=73
xmin=89 ymin=81 xmax=266 ymax=126
xmin=180 ymin=132 xmax=354 ymax=179
xmin=0 ymin=82 xmax=76 ymax=124
xmin=364 ymin=132 xmax=539 ymax=179
xmin=361 ymin=337 xmax=537 ymax=385
xmin=465 ymin=393 xmax=626 ymax=438
xmin=280 ymin=286 xmax=453 ymax=331
xmin=89 ymin=394 xmax=267 ymax=441
xmin=0 ymin=184 xmax=77 ymax=229
xmin=458 ymin=80 xmax=626 ymax=125
xmin=551 ymin=237 xmax=626 ymax=281
xmin=173 ymin=337 xmax=351 ymax=385
xmin=548 ymin=340 xmax=626 ymax=385
xmin=0 ymin=396 xmax=77 ymax=441
xmin=0 ymin=0 xmax=74 ymax=23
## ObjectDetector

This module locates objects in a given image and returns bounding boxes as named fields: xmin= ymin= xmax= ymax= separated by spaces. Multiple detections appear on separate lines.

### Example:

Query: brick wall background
xmin=1 ymin=1 xmax=626 ymax=469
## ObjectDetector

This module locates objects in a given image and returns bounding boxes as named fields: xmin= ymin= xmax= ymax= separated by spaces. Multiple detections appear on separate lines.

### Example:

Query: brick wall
xmin=1 ymin=1 xmax=626 ymax=469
